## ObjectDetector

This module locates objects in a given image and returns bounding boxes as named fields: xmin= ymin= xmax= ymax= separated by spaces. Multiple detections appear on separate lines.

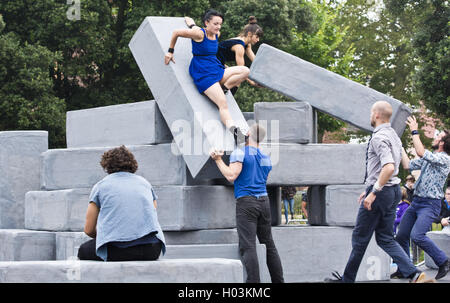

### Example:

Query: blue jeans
xmin=395 ymin=196 xmax=448 ymax=267
xmin=283 ymin=198 xmax=294 ymax=222
xmin=342 ymin=185 xmax=417 ymax=282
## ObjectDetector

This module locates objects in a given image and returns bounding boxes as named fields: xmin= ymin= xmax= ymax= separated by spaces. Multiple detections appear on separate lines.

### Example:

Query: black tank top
xmin=217 ymin=39 xmax=246 ymax=65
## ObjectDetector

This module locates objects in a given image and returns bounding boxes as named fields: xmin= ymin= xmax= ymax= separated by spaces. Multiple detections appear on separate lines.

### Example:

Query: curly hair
xmin=100 ymin=145 xmax=138 ymax=174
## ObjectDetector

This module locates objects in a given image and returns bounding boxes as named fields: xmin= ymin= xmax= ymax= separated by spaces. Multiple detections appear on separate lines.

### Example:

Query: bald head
xmin=371 ymin=101 xmax=392 ymax=122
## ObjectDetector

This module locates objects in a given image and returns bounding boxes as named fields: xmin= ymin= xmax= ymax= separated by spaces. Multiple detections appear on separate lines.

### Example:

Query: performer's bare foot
xmin=184 ymin=16 xmax=196 ymax=28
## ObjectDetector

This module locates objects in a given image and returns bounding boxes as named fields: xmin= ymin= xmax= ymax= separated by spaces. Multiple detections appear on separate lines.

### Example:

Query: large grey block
xmin=272 ymin=226 xmax=390 ymax=282
xmin=424 ymin=231 xmax=450 ymax=269
xmin=66 ymin=100 xmax=173 ymax=148
xmin=40 ymin=144 xmax=186 ymax=190
xmin=25 ymin=186 xmax=236 ymax=231
xmin=129 ymin=17 xmax=248 ymax=178
xmin=250 ymin=44 xmax=412 ymax=136
xmin=0 ymin=259 xmax=243 ymax=283
xmin=260 ymin=143 xmax=366 ymax=185
xmin=0 ymin=229 xmax=55 ymax=261
xmin=308 ymin=185 xmax=366 ymax=226
xmin=0 ymin=131 xmax=48 ymax=228
xmin=254 ymin=102 xmax=314 ymax=143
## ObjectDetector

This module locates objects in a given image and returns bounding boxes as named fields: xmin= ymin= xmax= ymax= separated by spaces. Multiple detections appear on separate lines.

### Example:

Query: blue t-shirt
xmin=229 ymin=146 xmax=272 ymax=199
xmin=88 ymin=172 xmax=166 ymax=261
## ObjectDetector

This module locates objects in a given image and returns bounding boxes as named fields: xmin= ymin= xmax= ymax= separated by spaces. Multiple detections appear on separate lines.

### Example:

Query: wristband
xmin=371 ymin=181 xmax=383 ymax=194
xmin=188 ymin=24 xmax=195 ymax=29
xmin=168 ymin=48 xmax=174 ymax=54
xmin=411 ymin=130 xmax=419 ymax=136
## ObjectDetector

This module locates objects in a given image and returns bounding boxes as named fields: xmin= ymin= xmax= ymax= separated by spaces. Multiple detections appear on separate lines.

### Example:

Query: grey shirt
xmin=365 ymin=123 xmax=402 ymax=187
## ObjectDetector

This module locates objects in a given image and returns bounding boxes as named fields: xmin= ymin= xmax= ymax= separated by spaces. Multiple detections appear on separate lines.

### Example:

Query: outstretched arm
xmin=164 ymin=27 xmax=204 ymax=65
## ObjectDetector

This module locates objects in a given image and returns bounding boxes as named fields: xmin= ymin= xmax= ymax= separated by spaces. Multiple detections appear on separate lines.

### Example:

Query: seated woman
xmin=164 ymin=9 xmax=248 ymax=144
xmin=77 ymin=145 xmax=166 ymax=261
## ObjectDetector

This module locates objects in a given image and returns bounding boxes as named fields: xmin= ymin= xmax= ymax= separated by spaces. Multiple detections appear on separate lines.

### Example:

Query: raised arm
xmin=406 ymin=116 xmax=425 ymax=157
xmin=401 ymin=147 xmax=410 ymax=170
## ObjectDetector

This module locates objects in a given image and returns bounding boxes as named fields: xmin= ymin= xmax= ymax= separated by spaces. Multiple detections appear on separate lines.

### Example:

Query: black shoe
xmin=230 ymin=126 xmax=247 ymax=146
xmin=436 ymin=259 xmax=450 ymax=280
xmin=390 ymin=270 xmax=404 ymax=279
xmin=324 ymin=271 xmax=343 ymax=283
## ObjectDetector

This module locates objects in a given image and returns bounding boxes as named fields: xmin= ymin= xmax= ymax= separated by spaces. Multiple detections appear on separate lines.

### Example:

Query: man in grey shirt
xmin=327 ymin=101 xmax=434 ymax=283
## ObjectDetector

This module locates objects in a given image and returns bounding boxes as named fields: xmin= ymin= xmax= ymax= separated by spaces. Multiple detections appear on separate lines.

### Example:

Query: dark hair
xmin=202 ymin=9 xmax=224 ymax=26
xmin=405 ymin=174 xmax=415 ymax=182
xmin=100 ymin=145 xmax=138 ymax=174
xmin=240 ymin=16 xmax=263 ymax=37
xmin=443 ymin=133 xmax=450 ymax=155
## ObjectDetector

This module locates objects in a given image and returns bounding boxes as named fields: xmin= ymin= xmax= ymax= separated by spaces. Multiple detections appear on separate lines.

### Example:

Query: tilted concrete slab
xmin=254 ymin=102 xmax=314 ymax=143
xmin=249 ymin=44 xmax=412 ymax=136
xmin=271 ymin=226 xmax=391 ymax=282
xmin=260 ymin=143 xmax=366 ymax=185
xmin=40 ymin=144 xmax=186 ymax=190
xmin=0 ymin=259 xmax=243 ymax=283
xmin=129 ymin=16 xmax=248 ymax=178
xmin=307 ymin=185 xmax=366 ymax=226
xmin=0 ymin=131 xmax=48 ymax=228
xmin=25 ymin=186 xmax=236 ymax=231
xmin=424 ymin=231 xmax=450 ymax=269
xmin=0 ymin=229 xmax=55 ymax=261
xmin=66 ymin=100 xmax=172 ymax=148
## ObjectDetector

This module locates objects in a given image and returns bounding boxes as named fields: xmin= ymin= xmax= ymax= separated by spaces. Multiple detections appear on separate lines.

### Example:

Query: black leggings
xmin=77 ymin=238 xmax=162 ymax=261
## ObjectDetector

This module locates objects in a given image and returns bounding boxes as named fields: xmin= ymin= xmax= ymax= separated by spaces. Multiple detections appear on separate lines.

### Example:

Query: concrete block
xmin=254 ymin=102 xmax=314 ymax=143
xmin=129 ymin=17 xmax=248 ymax=178
xmin=243 ymin=112 xmax=255 ymax=126
xmin=25 ymin=186 xmax=236 ymax=232
xmin=40 ymin=144 xmax=186 ymax=190
xmin=0 ymin=259 xmax=243 ymax=283
xmin=0 ymin=131 xmax=48 ymax=228
xmin=260 ymin=143 xmax=366 ymax=185
xmin=267 ymin=186 xmax=282 ymax=226
xmin=307 ymin=185 xmax=366 ymax=226
xmin=66 ymin=100 xmax=172 ymax=148
xmin=249 ymin=44 xmax=412 ymax=136
xmin=0 ymin=229 xmax=55 ymax=261
xmin=271 ymin=226 xmax=391 ymax=282
xmin=424 ymin=231 xmax=450 ymax=269
xmin=164 ymin=229 xmax=239 ymax=245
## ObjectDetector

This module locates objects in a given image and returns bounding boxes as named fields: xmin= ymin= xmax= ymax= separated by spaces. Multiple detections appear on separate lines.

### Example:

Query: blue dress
xmin=217 ymin=39 xmax=246 ymax=65
xmin=189 ymin=28 xmax=225 ymax=93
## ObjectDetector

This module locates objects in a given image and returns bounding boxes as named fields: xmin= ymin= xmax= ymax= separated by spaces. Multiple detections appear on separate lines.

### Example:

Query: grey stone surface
xmin=254 ymin=102 xmax=314 ymax=143
xmin=129 ymin=16 xmax=248 ymax=178
xmin=271 ymin=226 xmax=391 ymax=282
xmin=0 ymin=229 xmax=55 ymax=261
xmin=40 ymin=144 xmax=186 ymax=190
xmin=243 ymin=112 xmax=255 ymax=126
xmin=0 ymin=131 xmax=48 ymax=228
xmin=307 ymin=185 xmax=366 ymax=226
xmin=25 ymin=186 xmax=236 ymax=231
xmin=66 ymin=100 xmax=172 ymax=148
xmin=164 ymin=229 xmax=239 ymax=245
xmin=424 ymin=231 xmax=450 ymax=269
xmin=260 ymin=143 xmax=366 ymax=185
xmin=250 ymin=44 xmax=412 ymax=136
xmin=0 ymin=259 xmax=243 ymax=283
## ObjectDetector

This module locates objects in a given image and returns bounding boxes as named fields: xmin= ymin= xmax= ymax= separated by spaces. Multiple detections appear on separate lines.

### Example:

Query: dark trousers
xmin=342 ymin=185 xmax=417 ymax=282
xmin=77 ymin=238 xmax=162 ymax=261
xmin=236 ymin=195 xmax=284 ymax=283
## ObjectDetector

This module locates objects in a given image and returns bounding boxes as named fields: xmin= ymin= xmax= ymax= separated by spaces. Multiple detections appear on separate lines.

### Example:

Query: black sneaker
xmin=435 ymin=259 xmax=450 ymax=280
xmin=324 ymin=271 xmax=343 ymax=283
xmin=230 ymin=126 xmax=247 ymax=146
xmin=390 ymin=270 xmax=404 ymax=279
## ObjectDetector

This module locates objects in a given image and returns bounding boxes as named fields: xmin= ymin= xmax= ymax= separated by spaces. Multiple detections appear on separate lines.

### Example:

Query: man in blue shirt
xmin=398 ymin=120 xmax=450 ymax=280
xmin=210 ymin=123 xmax=284 ymax=283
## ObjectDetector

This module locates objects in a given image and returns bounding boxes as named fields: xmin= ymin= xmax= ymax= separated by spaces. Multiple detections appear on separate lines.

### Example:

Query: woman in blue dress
xmin=164 ymin=9 xmax=248 ymax=141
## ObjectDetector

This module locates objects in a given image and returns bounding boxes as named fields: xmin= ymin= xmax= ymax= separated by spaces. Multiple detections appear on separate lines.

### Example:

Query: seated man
xmin=78 ymin=145 xmax=166 ymax=261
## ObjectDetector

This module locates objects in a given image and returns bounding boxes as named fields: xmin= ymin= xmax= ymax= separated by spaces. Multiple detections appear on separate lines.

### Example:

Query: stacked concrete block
xmin=24 ymin=186 xmax=236 ymax=232
xmin=40 ymin=144 xmax=186 ymax=190
xmin=66 ymin=100 xmax=173 ymax=148
xmin=307 ymin=185 xmax=366 ymax=226
xmin=129 ymin=16 xmax=248 ymax=178
xmin=0 ymin=229 xmax=55 ymax=261
xmin=0 ymin=131 xmax=48 ymax=228
xmin=424 ymin=231 xmax=450 ymax=269
xmin=0 ymin=259 xmax=243 ymax=283
xmin=254 ymin=102 xmax=314 ymax=144
xmin=249 ymin=43 xmax=412 ymax=136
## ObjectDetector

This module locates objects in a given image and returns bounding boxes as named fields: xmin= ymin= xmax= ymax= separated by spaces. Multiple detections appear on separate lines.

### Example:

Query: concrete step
xmin=66 ymin=100 xmax=173 ymax=148
xmin=0 ymin=229 xmax=55 ymax=261
xmin=0 ymin=131 xmax=48 ymax=228
xmin=129 ymin=16 xmax=248 ymax=178
xmin=0 ymin=259 xmax=243 ymax=283
xmin=424 ymin=231 xmax=450 ymax=269
xmin=249 ymin=43 xmax=412 ymax=136
xmin=25 ymin=185 xmax=236 ymax=231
